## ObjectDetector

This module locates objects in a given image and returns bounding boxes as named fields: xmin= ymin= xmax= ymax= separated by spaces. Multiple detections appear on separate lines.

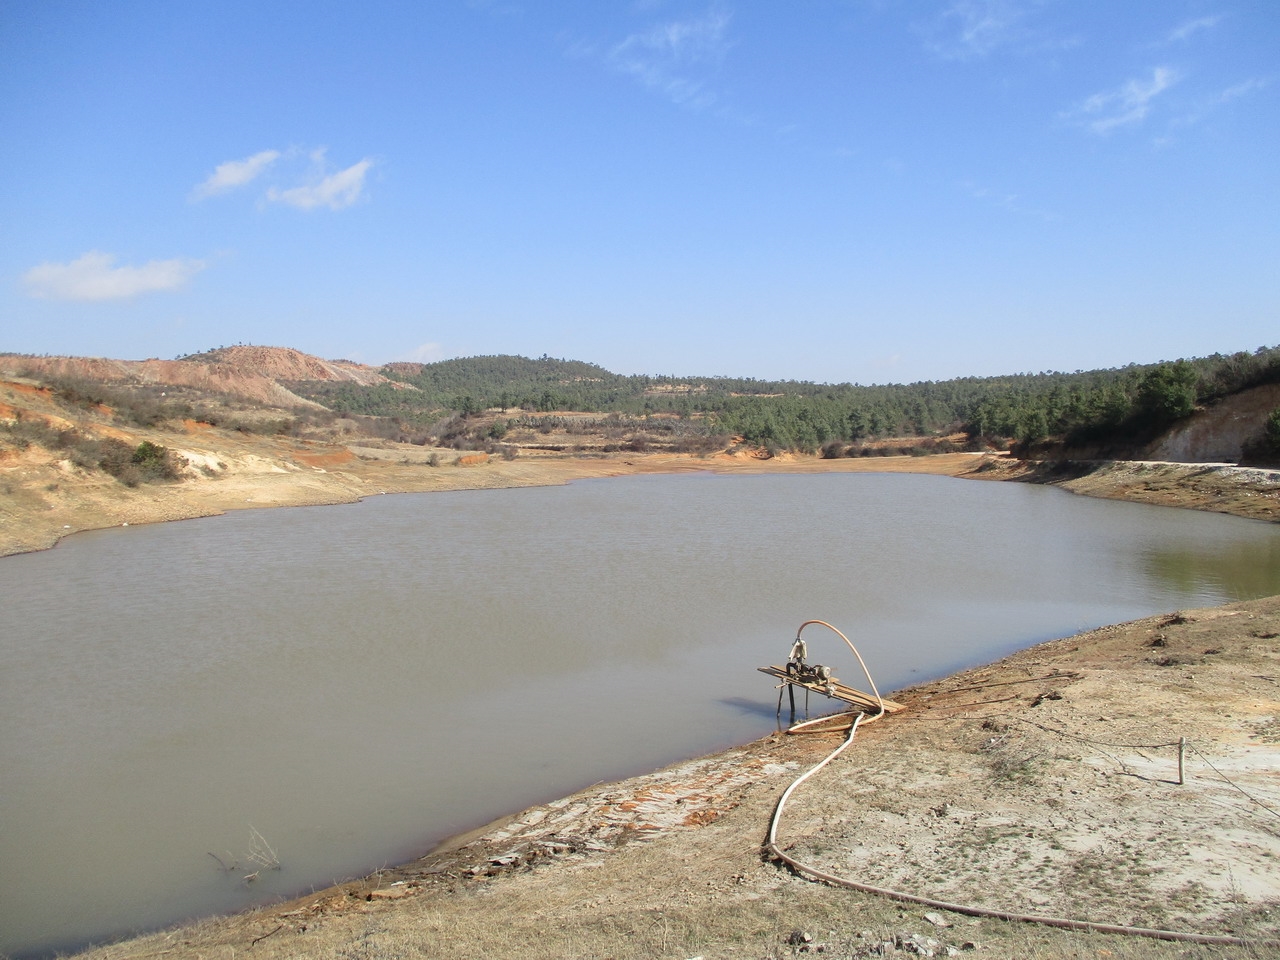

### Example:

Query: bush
xmin=0 ymin=419 xmax=186 ymax=486
xmin=130 ymin=440 xmax=185 ymax=482
xmin=1135 ymin=361 xmax=1198 ymax=429
xmin=1241 ymin=407 xmax=1280 ymax=466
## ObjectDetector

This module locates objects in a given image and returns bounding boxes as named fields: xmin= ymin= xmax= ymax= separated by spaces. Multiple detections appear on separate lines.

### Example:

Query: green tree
xmin=1267 ymin=407 xmax=1280 ymax=448
xmin=1135 ymin=361 xmax=1198 ymax=428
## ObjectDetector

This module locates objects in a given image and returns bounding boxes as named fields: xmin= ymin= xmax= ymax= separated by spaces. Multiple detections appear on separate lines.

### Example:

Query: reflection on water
xmin=1 ymin=472 xmax=1278 ymax=958
xmin=1143 ymin=537 xmax=1280 ymax=600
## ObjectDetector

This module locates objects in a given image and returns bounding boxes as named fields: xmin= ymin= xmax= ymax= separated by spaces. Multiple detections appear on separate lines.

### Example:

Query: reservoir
xmin=3 ymin=471 xmax=1279 ymax=958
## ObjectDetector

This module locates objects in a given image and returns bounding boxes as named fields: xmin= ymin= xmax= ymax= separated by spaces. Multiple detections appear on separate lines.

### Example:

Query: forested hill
xmin=289 ymin=347 xmax=1280 ymax=462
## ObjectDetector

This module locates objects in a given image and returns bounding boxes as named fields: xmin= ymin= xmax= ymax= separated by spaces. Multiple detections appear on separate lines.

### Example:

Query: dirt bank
xmin=6 ymin=444 xmax=1279 ymax=562
xmin=970 ymin=457 xmax=1280 ymax=524
xmin=0 ymin=442 xmax=989 ymax=558
xmin=71 ymin=595 xmax=1280 ymax=960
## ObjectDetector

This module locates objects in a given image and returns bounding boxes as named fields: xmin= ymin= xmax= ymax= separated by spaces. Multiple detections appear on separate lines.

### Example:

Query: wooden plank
xmin=758 ymin=665 xmax=904 ymax=713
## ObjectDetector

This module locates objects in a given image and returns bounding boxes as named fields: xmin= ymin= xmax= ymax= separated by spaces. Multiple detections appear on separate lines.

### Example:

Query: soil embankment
xmin=0 ymin=436 xmax=990 ymax=559
xmin=6 ymin=443 xmax=1280 ymax=560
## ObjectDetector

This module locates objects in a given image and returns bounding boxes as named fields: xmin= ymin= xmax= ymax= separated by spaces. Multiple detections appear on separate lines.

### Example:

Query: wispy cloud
xmin=920 ymin=0 xmax=1033 ymax=60
xmin=1216 ymin=77 xmax=1268 ymax=103
xmin=23 ymin=251 xmax=206 ymax=301
xmin=1166 ymin=14 xmax=1223 ymax=43
xmin=1064 ymin=66 xmax=1179 ymax=134
xmin=603 ymin=6 xmax=733 ymax=109
xmin=403 ymin=342 xmax=446 ymax=364
xmin=873 ymin=353 xmax=903 ymax=371
xmin=918 ymin=0 xmax=1080 ymax=62
xmin=961 ymin=180 xmax=1057 ymax=221
xmin=265 ymin=151 xmax=375 ymax=211
xmin=193 ymin=146 xmax=373 ymax=210
xmin=191 ymin=149 xmax=281 ymax=200
xmin=1168 ymin=76 xmax=1269 ymax=131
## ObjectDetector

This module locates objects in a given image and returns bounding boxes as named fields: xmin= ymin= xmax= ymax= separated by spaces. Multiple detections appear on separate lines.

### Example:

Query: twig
xmin=246 ymin=826 xmax=281 ymax=870
xmin=207 ymin=851 xmax=235 ymax=872
xmin=948 ymin=671 xmax=1079 ymax=692
xmin=250 ymin=923 xmax=284 ymax=946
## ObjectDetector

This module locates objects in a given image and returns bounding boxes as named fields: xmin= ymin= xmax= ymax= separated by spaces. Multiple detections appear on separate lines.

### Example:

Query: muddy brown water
xmin=3 ymin=472 xmax=1279 ymax=958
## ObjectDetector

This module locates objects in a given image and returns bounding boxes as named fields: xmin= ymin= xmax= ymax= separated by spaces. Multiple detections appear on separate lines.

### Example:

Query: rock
xmin=923 ymin=912 xmax=951 ymax=927
xmin=367 ymin=886 xmax=410 ymax=900
xmin=898 ymin=933 xmax=941 ymax=956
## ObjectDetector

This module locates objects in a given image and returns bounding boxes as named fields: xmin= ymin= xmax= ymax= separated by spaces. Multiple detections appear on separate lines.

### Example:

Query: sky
xmin=1 ymin=1 xmax=1276 ymax=385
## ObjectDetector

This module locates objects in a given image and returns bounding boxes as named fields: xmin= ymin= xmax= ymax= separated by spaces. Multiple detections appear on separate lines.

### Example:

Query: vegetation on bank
xmin=306 ymin=346 xmax=1280 ymax=462
xmin=2 ymin=415 xmax=185 ymax=486
xmin=7 ymin=345 xmax=1280 ymax=467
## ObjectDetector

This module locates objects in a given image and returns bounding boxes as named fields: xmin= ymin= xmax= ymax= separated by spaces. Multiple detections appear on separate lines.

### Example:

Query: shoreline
xmin=9 ymin=450 xmax=1280 ymax=958
xmin=6 ymin=448 xmax=1279 ymax=562
xmin=68 ymin=593 xmax=1280 ymax=960
xmin=0 ymin=449 xmax=991 ymax=559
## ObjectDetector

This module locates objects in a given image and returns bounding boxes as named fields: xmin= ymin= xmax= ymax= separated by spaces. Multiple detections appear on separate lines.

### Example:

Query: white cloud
xmin=924 ymin=0 xmax=1024 ymax=59
xmin=605 ymin=6 xmax=732 ymax=108
xmin=960 ymin=179 xmax=1057 ymax=221
xmin=1168 ymin=76 xmax=1268 ymax=130
xmin=266 ymin=155 xmax=374 ymax=211
xmin=919 ymin=0 xmax=1078 ymax=62
xmin=1066 ymin=66 xmax=1179 ymax=134
xmin=23 ymin=251 xmax=206 ymax=301
xmin=873 ymin=353 xmax=903 ymax=370
xmin=1167 ymin=15 xmax=1222 ymax=43
xmin=192 ymin=149 xmax=281 ymax=199
xmin=1217 ymin=77 xmax=1267 ymax=103
xmin=403 ymin=342 xmax=446 ymax=364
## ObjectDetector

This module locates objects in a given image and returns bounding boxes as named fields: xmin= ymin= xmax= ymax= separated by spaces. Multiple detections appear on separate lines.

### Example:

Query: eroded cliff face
xmin=1148 ymin=382 xmax=1280 ymax=463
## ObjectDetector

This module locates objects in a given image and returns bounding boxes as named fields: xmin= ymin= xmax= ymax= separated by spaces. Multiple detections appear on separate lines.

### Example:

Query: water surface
xmin=2 ymin=472 xmax=1278 ymax=957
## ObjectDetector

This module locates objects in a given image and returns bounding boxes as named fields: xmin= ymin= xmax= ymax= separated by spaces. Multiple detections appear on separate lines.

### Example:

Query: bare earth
xmin=5 ymin=412 xmax=1280 ymax=958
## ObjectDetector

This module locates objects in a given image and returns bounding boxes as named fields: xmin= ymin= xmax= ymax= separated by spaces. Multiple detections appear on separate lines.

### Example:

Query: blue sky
xmin=1 ymin=1 xmax=1275 ymax=384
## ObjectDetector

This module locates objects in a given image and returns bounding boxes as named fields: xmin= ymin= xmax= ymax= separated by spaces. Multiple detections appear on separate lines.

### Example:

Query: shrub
xmin=130 ymin=440 xmax=185 ymax=481
xmin=1241 ymin=407 xmax=1280 ymax=466
xmin=1134 ymin=361 xmax=1198 ymax=430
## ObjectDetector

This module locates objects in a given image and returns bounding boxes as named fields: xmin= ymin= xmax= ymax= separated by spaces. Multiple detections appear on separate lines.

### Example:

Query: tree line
xmin=293 ymin=347 xmax=1280 ymax=454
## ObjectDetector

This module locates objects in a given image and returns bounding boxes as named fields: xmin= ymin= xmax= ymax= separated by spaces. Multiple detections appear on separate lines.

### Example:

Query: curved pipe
xmin=784 ymin=620 xmax=886 ymax=731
